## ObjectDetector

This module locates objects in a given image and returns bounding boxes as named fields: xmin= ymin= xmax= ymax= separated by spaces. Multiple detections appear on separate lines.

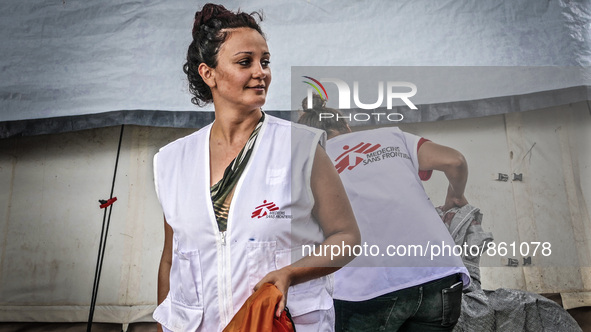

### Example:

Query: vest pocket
xmin=247 ymin=243 xmax=334 ymax=326
xmin=171 ymin=249 xmax=204 ymax=308
xmin=246 ymin=241 xmax=277 ymax=292
xmin=286 ymin=276 xmax=334 ymax=325
xmin=153 ymin=296 xmax=204 ymax=332
xmin=276 ymin=248 xmax=335 ymax=326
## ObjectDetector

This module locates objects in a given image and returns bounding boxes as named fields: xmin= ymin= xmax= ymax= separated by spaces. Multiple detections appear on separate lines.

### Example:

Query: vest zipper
xmin=219 ymin=231 xmax=232 ymax=326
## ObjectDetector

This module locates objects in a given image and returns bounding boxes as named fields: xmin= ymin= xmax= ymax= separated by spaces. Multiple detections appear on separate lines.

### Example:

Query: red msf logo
xmin=335 ymin=142 xmax=381 ymax=173
xmin=251 ymin=200 xmax=280 ymax=218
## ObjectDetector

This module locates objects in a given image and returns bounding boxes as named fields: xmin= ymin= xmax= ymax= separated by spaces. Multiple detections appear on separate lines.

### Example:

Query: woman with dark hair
xmin=153 ymin=4 xmax=359 ymax=332
xmin=298 ymin=95 xmax=470 ymax=331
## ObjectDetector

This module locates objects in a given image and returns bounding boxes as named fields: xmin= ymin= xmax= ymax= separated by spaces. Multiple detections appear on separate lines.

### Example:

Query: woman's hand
xmin=253 ymin=267 xmax=294 ymax=317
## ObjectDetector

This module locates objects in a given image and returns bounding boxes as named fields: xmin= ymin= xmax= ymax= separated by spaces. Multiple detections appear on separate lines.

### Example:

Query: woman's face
xmin=209 ymin=27 xmax=271 ymax=111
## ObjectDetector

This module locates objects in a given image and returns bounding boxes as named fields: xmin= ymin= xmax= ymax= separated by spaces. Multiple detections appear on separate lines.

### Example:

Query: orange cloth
xmin=223 ymin=283 xmax=296 ymax=332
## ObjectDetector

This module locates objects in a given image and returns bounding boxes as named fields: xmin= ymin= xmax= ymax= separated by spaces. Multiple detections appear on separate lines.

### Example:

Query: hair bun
xmin=302 ymin=93 xmax=326 ymax=113
xmin=193 ymin=3 xmax=232 ymax=35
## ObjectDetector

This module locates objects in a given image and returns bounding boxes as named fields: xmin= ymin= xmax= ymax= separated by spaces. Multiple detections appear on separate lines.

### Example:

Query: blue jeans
xmin=334 ymin=274 xmax=463 ymax=332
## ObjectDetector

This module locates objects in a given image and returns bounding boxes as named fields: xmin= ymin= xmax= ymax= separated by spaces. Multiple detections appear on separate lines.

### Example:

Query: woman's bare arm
xmin=255 ymin=145 xmax=360 ymax=316
xmin=156 ymin=217 xmax=173 ymax=332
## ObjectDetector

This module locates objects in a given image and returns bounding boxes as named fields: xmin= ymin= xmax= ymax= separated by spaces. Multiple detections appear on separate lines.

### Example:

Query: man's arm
xmin=417 ymin=141 xmax=468 ymax=211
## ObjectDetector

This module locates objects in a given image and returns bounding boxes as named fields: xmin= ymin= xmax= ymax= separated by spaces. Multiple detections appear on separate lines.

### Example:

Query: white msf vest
xmin=326 ymin=127 xmax=470 ymax=302
xmin=152 ymin=115 xmax=335 ymax=331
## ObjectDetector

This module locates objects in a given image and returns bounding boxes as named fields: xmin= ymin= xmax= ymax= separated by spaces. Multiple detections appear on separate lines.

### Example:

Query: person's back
xmin=325 ymin=127 xmax=469 ymax=301
xmin=298 ymin=94 xmax=470 ymax=331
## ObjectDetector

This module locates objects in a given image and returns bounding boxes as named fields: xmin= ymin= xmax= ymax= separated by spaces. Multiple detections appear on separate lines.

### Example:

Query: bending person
xmin=298 ymin=94 xmax=470 ymax=332
xmin=153 ymin=6 xmax=360 ymax=332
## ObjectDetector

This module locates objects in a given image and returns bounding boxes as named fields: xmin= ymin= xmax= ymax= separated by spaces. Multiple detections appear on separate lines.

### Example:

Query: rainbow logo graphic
xmin=302 ymin=76 xmax=328 ymax=101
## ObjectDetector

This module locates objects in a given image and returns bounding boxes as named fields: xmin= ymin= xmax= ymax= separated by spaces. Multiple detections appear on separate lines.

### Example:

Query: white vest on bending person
xmin=326 ymin=127 xmax=470 ymax=302
xmin=153 ymin=115 xmax=334 ymax=331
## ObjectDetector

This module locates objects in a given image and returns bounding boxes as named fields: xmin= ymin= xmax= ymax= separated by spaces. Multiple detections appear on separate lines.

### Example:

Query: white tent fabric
xmin=1 ymin=0 xmax=591 ymax=327
xmin=0 ymin=0 xmax=590 ymax=127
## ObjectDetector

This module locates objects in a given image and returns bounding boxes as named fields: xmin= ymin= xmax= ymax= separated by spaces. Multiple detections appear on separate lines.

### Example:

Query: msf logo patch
xmin=251 ymin=200 xmax=293 ymax=219
xmin=334 ymin=142 xmax=381 ymax=174
xmin=251 ymin=200 xmax=279 ymax=218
